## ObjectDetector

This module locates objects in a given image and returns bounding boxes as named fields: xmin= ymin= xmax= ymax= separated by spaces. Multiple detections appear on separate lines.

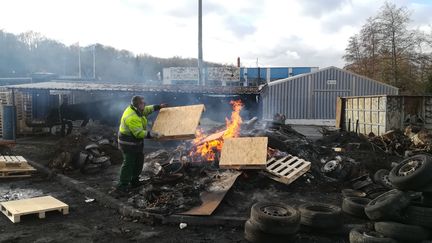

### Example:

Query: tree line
xmin=0 ymin=30 xmax=220 ymax=83
xmin=344 ymin=2 xmax=432 ymax=94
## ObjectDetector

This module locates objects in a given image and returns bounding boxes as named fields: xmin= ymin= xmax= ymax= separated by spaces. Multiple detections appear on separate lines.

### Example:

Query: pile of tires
xmin=244 ymin=202 xmax=344 ymax=242
xmin=298 ymin=202 xmax=343 ymax=232
xmin=348 ymin=154 xmax=432 ymax=243
xmin=244 ymin=202 xmax=300 ymax=242
xmin=74 ymin=143 xmax=111 ymax=174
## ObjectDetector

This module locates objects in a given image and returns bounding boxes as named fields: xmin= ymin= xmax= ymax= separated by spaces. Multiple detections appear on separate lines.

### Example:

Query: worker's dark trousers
xmin=60 ymin=120 xmax=73 ymax=137
xmin=118 ymin=152 xmax=144 ymax=189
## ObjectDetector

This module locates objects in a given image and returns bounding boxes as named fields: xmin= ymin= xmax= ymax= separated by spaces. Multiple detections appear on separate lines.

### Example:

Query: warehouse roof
xmin=267 ymin=66 xmax=398 ymax=91
xmin=5 ymin=81 xmax=260 ymax=94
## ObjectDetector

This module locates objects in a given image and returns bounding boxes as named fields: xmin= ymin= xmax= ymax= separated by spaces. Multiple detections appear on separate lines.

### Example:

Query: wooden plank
xmin=336 ymin=97 xmax=343 ymax=128
xmin=197 ymin=130 xmax=226 ymax=145
xmin=0 ymin=164 xmax=36 ymax=178
xmin=152 ymin=104 xmax=205 ymax=140
xmin=0 ymin=196 xmax=69 ymax=223
xmin=219 ymin=137 xmax=268 ymax=169
xmin=268 ymin=156 xmax=296 ymax=170
xmin=15 ymin=156 xmax=27 ymax=163
xmin=180 ymin=171 xmax=241 ymax=216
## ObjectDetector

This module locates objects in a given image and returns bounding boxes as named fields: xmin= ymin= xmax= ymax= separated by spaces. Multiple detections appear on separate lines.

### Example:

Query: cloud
xmin=224 ymin=16 xmax=257 ymax=38
xmin=0 ymin=0 xmax=430 ymax=69
xmin=301 ymin=0 xmax=352 ymax=17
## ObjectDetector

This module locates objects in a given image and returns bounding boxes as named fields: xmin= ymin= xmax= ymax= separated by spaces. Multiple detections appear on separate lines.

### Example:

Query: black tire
xmin=80 ymin=163 xmax=102 ymax=174
xmin=374 ymin=221 xmax=429 ymax=242
xmin=349 ymin=227 xmax=397 ymax=243
xmin=244 ymin=220 xmax=291 ymax=243
xmin=298 ymin=203 xmax=342 ymax=229
xmin=342 ymin=189 xmax=367 ymax=198
xmin=389 ymin=154 xmax=432 ymax=190
xmin=250 ymin=202 xmax=300 ymax=234
xmin=373 ymin=169 xmax=389 ymax=184
xmin=353 ymin=180 xmax=373 ymax=190
xmin=400 ymin=205 xmax=432 ymax=228
xmin=342 ymin=197 xmax=371 ymax=218
xmin=365 ymin=189 xmax=410 ymax=221
xmin=423 ymin=192 xmax=432 ymax=206
xmin=418 ymin=183 xmax=432 ymax=193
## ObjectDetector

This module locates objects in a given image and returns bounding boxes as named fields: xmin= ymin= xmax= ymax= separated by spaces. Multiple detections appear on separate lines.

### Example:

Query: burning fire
xmin=190 ymin=100 xmax=244 ymax=161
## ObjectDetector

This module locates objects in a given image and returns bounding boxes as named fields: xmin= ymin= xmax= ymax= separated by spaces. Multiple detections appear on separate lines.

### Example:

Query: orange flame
xmin=190 ymin=100 xmax=244 ymax=161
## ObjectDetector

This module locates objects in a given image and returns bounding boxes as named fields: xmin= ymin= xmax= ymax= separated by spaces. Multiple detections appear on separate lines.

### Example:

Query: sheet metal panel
xmin=261 ymin=67 xmax=399 ymax=120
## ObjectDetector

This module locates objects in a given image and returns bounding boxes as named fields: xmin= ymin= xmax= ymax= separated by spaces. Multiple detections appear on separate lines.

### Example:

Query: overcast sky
xmin=1 ymin=0 xmax=431 ymax=68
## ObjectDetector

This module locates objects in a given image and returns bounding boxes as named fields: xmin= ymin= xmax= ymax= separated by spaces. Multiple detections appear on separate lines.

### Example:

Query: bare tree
xmin=344 ymin=1 xmax=432 ymax=94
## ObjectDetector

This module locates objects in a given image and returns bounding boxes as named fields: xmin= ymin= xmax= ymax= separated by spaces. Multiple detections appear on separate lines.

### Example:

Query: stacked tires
xmin=244 ymin=202 xmax=343 ymax=242
xmin=348 ymin=154 xmax=432 ymax=243
xmin=244 ymin=202 xmax=300 ymax=242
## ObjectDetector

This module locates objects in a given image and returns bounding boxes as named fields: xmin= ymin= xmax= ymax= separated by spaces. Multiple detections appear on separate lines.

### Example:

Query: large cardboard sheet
xmin=180 ymin=171 xmax=241 ymax=216
xmin=219 ymin=137 xmax=268 ymax=169
xmin=152 ymin=104 xmax=204 ymax=140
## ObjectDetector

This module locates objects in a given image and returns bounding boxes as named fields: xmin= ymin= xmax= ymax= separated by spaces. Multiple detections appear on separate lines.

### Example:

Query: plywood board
xmin=180 ymin=171 xmax=241 ymax=216
xmin=219 ymin=137 xmax=268 ymax=169
xmin=0 ymin=196 xmax=69 ymax=223
xmin=152 ymin=104 xmax=205 ymax=140
xmin=197 ymin=130 xmax=226 ymax=145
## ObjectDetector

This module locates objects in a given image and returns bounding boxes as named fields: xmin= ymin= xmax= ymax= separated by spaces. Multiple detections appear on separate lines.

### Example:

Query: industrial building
xmin=261 ymin=66 xmax=399 ymax=124
xmin=0 ymin=66 xmax=401 ymax=137
xmin=162 ymin=66 xmax=317 ymax=86
xmin=0 ymin=82 xmax=260 ymax=137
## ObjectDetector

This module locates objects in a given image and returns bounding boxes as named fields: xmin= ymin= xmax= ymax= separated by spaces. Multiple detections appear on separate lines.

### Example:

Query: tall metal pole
xmin=93 ymin=45 xmax=96 ymax=79
xmin=78 ymin=42 xmax=81 ymax=79
xmin=198 ymin=0 xmax=203 ymax=85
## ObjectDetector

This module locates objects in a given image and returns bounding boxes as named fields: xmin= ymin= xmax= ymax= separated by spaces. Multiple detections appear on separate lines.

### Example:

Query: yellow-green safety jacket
xmin=118 ymin=105 xmax=157 ymax=152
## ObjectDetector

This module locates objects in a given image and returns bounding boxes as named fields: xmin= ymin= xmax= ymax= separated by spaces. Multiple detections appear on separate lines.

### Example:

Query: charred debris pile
xmin=49 ymin=123 xmax=122 ymax=174
xmin=46 ymin=101 xmax=432 ymax=216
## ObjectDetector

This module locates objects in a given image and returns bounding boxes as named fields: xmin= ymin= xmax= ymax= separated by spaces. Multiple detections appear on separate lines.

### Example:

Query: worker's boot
xmin=108 ymin=186 xmax=129 ymax=198
xmin=130 ymin=179 xmax=147 ymax=189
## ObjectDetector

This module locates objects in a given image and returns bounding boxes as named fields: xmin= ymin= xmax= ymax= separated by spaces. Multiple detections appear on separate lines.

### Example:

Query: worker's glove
xmin=149 ymin=131 xmax=163 ymax=139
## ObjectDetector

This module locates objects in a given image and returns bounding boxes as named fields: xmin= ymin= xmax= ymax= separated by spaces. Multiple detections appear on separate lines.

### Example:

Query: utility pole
xmin=78 ymin=42 xmax=81 ymax=79
xmin=198 ymin=0 xmax=203 ymax=85
xmin=93 ymin=45 xmax=96 ymax=79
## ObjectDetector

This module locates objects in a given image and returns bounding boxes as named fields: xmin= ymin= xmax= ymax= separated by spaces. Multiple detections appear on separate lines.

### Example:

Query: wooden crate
xmin=219 ymin=137 xmax=268 ymax=169
xmin=0 ymin=196 xmax=69 ymax=223
xmin=265 ymin=155 xmax=311 ymax=185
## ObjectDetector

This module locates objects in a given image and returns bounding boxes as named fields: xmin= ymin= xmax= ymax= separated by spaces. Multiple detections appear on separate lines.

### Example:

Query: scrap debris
xmin=48 ymin=123 xmax=121 ymax=173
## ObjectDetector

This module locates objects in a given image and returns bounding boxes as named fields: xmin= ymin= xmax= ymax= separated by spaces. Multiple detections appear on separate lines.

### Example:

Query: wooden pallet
xmin=265 ymin=155 xmax=311 ymax=185
xmin=0 ymin=164 xmax=36 ymax=178
xmin=0 ymin=196 xmax=69 ymax=223
xmin=0 ymin=155 xmax=28 ymax=167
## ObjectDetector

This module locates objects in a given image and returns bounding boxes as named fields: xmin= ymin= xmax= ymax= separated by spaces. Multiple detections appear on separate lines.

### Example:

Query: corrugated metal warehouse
xmin=261 ymin=66 xmax=399 ymax=121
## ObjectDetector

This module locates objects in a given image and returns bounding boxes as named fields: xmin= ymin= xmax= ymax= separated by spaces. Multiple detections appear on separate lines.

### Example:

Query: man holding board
xmin=111 ymin=95 xmax=167 ymax=196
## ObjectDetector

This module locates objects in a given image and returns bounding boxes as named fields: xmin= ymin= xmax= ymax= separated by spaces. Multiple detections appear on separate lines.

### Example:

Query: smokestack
xmin=198 ymin=0 xmax=203 ymax=85
xmin=237 ymin=57 xmax=241 ymax=68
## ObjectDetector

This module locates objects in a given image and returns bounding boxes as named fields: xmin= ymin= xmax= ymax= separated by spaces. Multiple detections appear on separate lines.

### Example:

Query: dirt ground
xmin=0 ymin=133 xmax=360 ymax=243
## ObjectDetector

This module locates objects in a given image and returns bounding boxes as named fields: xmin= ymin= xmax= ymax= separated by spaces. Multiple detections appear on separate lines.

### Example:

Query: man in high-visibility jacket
xmin=112 ymin=95 xmax=167 ymax=195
